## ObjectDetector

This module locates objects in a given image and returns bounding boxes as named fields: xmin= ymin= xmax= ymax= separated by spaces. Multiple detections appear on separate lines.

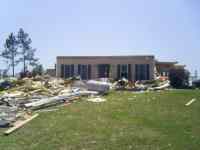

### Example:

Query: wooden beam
xmin=4 ymin=114 xmax=39 ymax=135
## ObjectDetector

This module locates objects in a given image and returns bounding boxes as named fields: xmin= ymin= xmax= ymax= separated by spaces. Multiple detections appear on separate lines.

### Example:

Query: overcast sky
xmin=0 ymin=0 xmax=199 ymax=75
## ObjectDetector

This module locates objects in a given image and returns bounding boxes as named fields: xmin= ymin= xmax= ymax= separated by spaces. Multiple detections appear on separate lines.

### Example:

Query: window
xmin=121 ymin=64 xmax=128 ymax=78
xmin=98 ymin=64 xmax=110 ymax=78
xmin=117 ymin=64 xmax=131 ymax=79
xmin=135 ymin=64 xmax=150 ymax=80
xmin=60 ymin=64 xmax=74 ymax=78
xmin=78 ymin=64 xmax=91 ymax=80
xmin=64 ymin=65 xmax=70 ymax=78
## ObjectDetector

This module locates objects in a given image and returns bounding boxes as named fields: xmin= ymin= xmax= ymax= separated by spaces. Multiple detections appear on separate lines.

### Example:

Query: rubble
xmin=0 ymin=80 xmax=13 ymax=90
xmin=0 ymin=120 xmax=10 ymax=128
xmin=0 ymin=76 xmax=104 ymax=133
xmin=86 ymin=80 xmax=111 ymax=93
xmin=148 ymin=80 xmax=170 ymax=91
xmin=115 ymin=76 xmax=170 ymax=91
xmin=87 ymin=96 xmax=107 ymax=103
xmin=0 ymin=75 xmax=171 ymax=134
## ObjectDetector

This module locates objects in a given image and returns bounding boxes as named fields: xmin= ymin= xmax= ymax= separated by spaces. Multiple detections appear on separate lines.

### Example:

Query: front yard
xmin=0 ymin=90 xmax=200 ymax=150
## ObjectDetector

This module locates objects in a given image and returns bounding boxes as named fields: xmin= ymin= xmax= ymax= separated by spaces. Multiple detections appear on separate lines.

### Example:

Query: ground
xmin=0 ymin=90 xmax=200 ymax=150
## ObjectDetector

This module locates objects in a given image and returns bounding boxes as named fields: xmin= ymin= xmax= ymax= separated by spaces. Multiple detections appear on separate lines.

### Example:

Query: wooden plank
xmin=185 ymin=98 xmax=196 ymax=106
xmin=4 ymin=114 xmax=39 ymax=135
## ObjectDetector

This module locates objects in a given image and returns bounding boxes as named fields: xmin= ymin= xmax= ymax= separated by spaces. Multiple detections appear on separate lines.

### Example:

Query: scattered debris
xmin=87 ymin=97 xmax=106 ymax=103
xmin=185 ymin=98 xmax=196 ymax=106
xmin=86 ymin=80 xmax=110 ymax=93
xmin=4 ymin=113 xmax=39 ymax=135
xmin=0 ymin=76 xmax=108 ymax=135
xmin=35 ymin=108 xmax=58 ymax=113
xmin=0 ymin=80 xmax=13 ymax=90
xmin=116 ymin=78 xmax=129 ymax=89
xmin=149 ymin=80 xmax=170 ymax=90
xmin=114 ymin=76 xmax=170 ymax=91
xmin=0 ymin=75 xmax=171 ymax=134
xmin=0 ymin=120 xmax=10 ymax=128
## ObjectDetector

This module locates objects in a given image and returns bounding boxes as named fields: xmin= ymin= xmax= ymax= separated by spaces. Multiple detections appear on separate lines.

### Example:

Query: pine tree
xmin=1 ymin=33 xmax=19 ymax=77
xmin=17 ymin=28 xmax=38 ymax=73
xmin=32 ymin=64 xmax=44 ymax=77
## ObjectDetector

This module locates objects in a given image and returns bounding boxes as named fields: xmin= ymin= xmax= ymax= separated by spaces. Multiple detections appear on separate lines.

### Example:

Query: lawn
xmin=0 ymin=90 xmax=200 ymax=150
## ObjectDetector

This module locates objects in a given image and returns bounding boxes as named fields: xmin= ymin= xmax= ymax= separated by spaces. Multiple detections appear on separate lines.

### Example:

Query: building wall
xmin=56 ymin=56 xmax=155 ymax=80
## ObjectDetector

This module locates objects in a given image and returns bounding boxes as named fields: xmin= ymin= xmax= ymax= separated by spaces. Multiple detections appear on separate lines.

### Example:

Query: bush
xmin=192 ymin=80 xmax=200 ymax=88
xmin=169 ymin=68 xmax=190 ymax=88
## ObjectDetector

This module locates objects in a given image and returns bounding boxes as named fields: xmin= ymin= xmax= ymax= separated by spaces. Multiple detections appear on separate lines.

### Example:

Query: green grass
xmin=0 ymin=90 xmax=200 ymax=150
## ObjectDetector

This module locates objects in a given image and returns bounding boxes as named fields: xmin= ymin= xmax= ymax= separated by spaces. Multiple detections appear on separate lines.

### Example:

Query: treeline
xmin=0 ymin=28 xmax=42 ymax=77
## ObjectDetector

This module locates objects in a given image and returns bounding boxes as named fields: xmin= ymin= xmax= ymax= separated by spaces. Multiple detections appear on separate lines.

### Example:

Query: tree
xmin=32 ymin=64 xmax=44 ymax=77
xmin=1 ymin=33 xmax=19 ymax=77
xmin=194 ymin=70 xmax=198 ymax=80
xmin=169 ymin=68 xmax=190 ymax=88
xmin=17 ymin=28 xmax=38 ymax=73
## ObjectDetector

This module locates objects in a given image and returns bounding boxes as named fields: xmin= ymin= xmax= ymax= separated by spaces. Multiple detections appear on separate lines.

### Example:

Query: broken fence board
xmin=185 ymin=98 xmax=196 ymax=106
xmin=4 ymin=114 xmax=39 ymax=135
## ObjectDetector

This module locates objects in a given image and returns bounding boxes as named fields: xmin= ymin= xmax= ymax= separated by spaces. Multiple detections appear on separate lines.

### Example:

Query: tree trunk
xmin=24 ymin=56 xmax=26 ymax=73
xmin=12 ymin=56 xmax=15 ymax=77
xmin=12 ymin=66 xmax=14 ymax=77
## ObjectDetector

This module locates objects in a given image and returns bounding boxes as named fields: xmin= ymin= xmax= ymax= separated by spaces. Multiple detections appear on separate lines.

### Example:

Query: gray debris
xmin=86 ymin=80 xmax=110 ymax=93
xmin=0 ymin=120 xmax=10 ymax=128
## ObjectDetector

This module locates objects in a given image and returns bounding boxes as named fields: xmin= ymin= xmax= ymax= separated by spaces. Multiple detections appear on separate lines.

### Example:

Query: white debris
xmin=87 ymin=97 xmax=106 ymax=102
xmin=185 ymin=98 xmax=196 ymax=106
xmin=2 ymin=91 xmax=25 ymax=98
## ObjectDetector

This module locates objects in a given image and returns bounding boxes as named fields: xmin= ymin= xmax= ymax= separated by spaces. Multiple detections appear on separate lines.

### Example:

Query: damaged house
xmin=56 ymin=55 xmax=185 ymax=81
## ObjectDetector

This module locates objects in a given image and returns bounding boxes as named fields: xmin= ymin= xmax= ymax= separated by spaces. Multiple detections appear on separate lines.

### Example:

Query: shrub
xmin=192 ymin=80 xmax=200 ymax=88
xmin=169 ymin=68 xmax=189 ymax=88
xmin=32 ymin=64 xmax=44 ymax=77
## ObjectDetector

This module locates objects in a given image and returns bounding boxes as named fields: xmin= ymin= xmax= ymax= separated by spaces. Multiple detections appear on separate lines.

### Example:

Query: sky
xmin=0 ymin=0 xmax=199 ymax=75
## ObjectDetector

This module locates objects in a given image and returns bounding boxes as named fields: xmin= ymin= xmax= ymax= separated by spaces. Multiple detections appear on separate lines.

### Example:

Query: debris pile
xmin=115 ymin=77 xmax=170 ymax=91
xmin=135 ymin=79 xmax=170 ymax=91
xmin=0 ymin=75 xmax=170 ymax=134
xmin=0 ymin=76 xmax=109 ymax=133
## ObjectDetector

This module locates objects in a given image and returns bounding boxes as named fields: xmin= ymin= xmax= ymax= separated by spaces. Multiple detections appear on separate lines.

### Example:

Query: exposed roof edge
xmin=174 ymin=64 xmax=186 ymax=68
xmin=57 ymin=55 xmax=155 ymax=59
xmin=156 ymin=61 xmax=178 ymax=65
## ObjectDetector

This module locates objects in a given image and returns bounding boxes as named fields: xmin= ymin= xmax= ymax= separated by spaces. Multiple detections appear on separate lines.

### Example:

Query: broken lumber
xmin=24 ymin=91 xmax=97 ymax=109
xmin=36 ymin=108 xmax=58 ymax=113
xmin=151 ymin=81 xmax=170 ymax=90
xmin=4 ymin=113 xmax=39 ymax=135
xmin=185 ymin=98 xmax=196 ymax=106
